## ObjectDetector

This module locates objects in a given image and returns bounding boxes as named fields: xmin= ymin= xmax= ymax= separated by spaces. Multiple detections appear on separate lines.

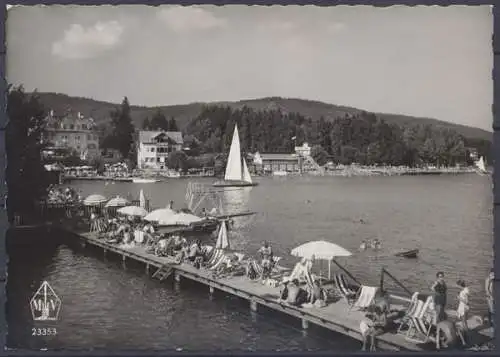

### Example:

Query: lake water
xmin=7 ymin=174 xmax=493 ymax=351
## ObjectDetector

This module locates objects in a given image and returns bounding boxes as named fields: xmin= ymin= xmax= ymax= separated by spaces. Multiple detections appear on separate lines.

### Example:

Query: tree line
xmin=5 ymin=87 xmax=491 ymax=221
xmin=184 ymin=105 xmax=490 ymax=167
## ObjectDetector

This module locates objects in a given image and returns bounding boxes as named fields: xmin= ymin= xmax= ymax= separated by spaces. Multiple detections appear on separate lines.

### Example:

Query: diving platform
xmin=65 ymin=228 xmax=493 ymax=352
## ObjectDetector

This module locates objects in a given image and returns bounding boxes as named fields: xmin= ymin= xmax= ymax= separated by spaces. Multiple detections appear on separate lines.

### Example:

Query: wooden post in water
xmin=145 ymin=264 xmax=149 ymax=275
xmin=250 ymin=300 xmax=258 ymax=312
xmin=174 ymin=271 xmax=181 ymax=283
xmin=302 ymin=319 xmax=309 ymax=330
xmin=209 ymin=286 xmax=215 ymax=295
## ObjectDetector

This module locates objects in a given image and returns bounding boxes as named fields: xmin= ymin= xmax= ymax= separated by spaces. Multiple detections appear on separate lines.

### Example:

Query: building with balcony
xmin=43 ymin=110 xmax=100 ymax=161
xmin=137 ymin=131 xmax=184 ymax=170
xmin=251 ymin=143 xmax=322 ymax=174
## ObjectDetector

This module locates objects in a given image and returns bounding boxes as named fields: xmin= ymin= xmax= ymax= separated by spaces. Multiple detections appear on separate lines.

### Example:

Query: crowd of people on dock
xmin=81 ymin=203 xmax=494 ymax=352
xmin=46 ymin=185 xmax=81 ymax=204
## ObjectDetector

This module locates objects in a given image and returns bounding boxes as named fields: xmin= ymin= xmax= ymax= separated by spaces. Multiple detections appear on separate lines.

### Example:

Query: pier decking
xmin=65 ymin=229 xmax=492 ymax=352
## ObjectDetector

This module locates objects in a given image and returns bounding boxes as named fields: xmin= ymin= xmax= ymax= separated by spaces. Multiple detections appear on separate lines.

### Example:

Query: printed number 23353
xmin=32 ymin=328 xmax=57 ymax=336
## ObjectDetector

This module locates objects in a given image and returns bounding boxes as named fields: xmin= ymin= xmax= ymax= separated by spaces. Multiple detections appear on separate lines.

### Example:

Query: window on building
xmin=87 ymin=134 xmax=92 ymax=140
xmin=70 ymin=124 xmax=74 ymax=129
xmin=76 ymin=136 xmax=81 ymax=141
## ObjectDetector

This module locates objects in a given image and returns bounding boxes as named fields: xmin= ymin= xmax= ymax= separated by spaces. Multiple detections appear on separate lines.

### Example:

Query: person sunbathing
xmin=285 ymin=280 xmax=309 ymax=306
xmin=360 ymin=304 xmax=388 ymax=351
xmin=308 ymin=280 xmax=327 ymax=307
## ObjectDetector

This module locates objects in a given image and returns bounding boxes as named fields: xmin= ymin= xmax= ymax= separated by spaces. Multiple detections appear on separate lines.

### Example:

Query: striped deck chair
xmin=351 ymin=285 xmax=379 ymax=311
xmin=207 ymin=250 xmax=227 ymax=270
xmin=205 ymin=249 xmax=224 ymax=269
xmin=210 ymin=254 xmax=230 ymax=271
xmin=397 ymin=292 xmax=420 ymax=334
xmin=207 ymin=249 xmax=226 ymax=270
xmin=404 ymin=296 xmax=435 ymax=343
xmin=334 ymin=273 xmax=358 ymax=305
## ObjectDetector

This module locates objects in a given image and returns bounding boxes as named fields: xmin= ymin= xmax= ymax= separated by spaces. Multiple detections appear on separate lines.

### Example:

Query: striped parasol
xmin=105 ymin=196 xmax=130 ymax=208
xmin=83 ymin=194 xmax=107 ymax=206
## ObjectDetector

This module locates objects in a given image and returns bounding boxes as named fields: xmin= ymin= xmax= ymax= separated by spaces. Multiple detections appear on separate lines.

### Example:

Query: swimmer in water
xmin=372 ymin=239 xmax=382 ymax=250
xmin=360 ymin=240 xmax=368 ymax=251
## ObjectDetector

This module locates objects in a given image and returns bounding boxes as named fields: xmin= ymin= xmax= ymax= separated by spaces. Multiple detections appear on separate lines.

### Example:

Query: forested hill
xmin=33 ymin=92 xmax=492 ymax=142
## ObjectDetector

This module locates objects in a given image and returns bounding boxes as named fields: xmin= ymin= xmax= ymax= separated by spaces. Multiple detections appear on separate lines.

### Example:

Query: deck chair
xmin=210 ymin=254 xmax=230 ymax=271
xmin=206 ymin=250 xmax=225 ymax=269
xmin=406 ymin=315 xmax=435 ymax=344
xmin=351 ymin=285 xmax=379 ymax=311
xmin=397 ymin=292 xmax=420 ymax=334
xmin=403 ymin=296 xmax=435 ymax=343
xmin=334 ymin=273 xmax=358 ymax=305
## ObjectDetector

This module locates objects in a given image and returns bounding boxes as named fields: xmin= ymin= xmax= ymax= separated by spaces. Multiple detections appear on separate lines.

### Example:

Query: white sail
xmin=475 ymin=156 xmax=487 ymax=172
xmin=215 ymin=221 xmax=229 ymax=250
xmin=224 ymin=124 xmax=243 ymax=181
xmin=242 ymin=159 xmax=253 ymax=184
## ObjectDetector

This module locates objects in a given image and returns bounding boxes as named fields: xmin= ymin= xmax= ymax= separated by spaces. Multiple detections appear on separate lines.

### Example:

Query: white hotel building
xmin=137 ymin=131 xmax=184 ymax=170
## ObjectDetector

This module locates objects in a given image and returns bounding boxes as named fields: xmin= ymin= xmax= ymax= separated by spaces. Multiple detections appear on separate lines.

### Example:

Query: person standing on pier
xmin=456 ymin=279 xmax=470 ymax=343
xmin=431 ymin=271 xmax=448 ymax=323
xmin=485 ymin=269 xmax=494 ymax=326
xmin=258 ymin=241 xmax=273 ymax=280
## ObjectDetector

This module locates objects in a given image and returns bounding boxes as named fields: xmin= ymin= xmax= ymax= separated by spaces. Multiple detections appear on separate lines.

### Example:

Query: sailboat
xmin=475 ymin=156 xmax=488 ymax=175
xmin=213 ymin=124 xmax=258 ymax=187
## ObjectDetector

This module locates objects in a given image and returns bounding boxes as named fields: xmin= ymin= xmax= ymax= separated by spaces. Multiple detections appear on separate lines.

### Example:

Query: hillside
xmin=33 ymin=92 xmax=492 ymax=141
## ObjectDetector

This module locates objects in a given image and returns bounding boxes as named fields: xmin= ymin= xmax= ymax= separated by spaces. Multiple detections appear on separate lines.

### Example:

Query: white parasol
xmin=291 ymin=240 xmax=352 ymax=279
xmin=144 ymin=208 xmax=202 ymax=226
xmin=215 ymin=220 xmax=230 ymax=250
xmin=83 ymin=194 xmax=107 ymax=206
xmin=139 ymin=189 xmax=146 ymax=209
xmin=117 ymin=206 xmax=148 ymax=217
xmin=105 ymin=196 xmax=130 ymax=208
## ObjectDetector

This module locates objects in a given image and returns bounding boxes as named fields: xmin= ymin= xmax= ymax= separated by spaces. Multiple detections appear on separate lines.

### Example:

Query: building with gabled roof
xmin=43 ymin=109 xmax=100 ymax=161
xmin=137 ymin=130 xmax=184 ymax=170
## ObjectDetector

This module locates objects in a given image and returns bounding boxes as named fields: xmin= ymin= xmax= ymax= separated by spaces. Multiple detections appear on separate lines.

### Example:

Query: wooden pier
xmin=65 ymin=229 xmax=493 ymax=352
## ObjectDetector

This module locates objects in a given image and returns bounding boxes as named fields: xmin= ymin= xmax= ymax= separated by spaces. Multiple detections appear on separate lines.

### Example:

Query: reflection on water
xmin=7 ymin=174 xmax=493 ymax=350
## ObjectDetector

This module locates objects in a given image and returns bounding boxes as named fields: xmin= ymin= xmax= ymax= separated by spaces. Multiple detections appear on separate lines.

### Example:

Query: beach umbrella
xmin=291 ymin=240 xmax=352 ymax=279
xmin=144 ymin=208 xmax=203 ymax=226
xmin=144 ymin=208 xmax=177 ymax=224
xmin=139 ymin=189 xmax=146 ymax=209
xmin=83 ymin=194 xmax=107 ymax=206
xmin=215 ymin=220 xmax=230 ymax=250
xmin=105 ymin=196 xmax=130 ymax=208
xmin=117 ymin=206 xmax=148 ymax=217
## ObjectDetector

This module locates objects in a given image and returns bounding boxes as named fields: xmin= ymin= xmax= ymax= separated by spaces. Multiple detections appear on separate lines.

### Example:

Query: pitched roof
xmin=258 ymin=153 xmax=298 ymax=161
xmin=139 ymin=131 xmax=183 ymax=145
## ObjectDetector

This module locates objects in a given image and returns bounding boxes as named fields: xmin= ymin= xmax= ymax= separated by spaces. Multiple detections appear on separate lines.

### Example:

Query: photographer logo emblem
xmin=30 ymin=281 xmax=61 ymax=321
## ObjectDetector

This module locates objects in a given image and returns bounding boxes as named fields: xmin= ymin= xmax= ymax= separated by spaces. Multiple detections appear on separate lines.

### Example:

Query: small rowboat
xmin=394 ymin=249 xmax=419 ymax=259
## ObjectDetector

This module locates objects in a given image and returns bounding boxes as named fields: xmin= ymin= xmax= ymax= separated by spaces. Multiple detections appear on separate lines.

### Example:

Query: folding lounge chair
xmin=351 ymin=285 xmax=379 ymax=311
xmin=334 ymin=273 xmax=358 ymax=305
xmin=397 ymin=292 xmax=420 ymax=334
xmin=206 ymin=249 xmax=225 ymax=269
xmin=403 ymin=296 xmax=435 ymax=343
xmin=210 ymin=254 xmax=230 ymax=271
xmin=406 ymin=315 xmax=435 ymax=344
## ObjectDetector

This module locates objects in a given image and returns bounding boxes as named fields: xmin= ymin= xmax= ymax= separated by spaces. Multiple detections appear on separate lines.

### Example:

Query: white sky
xmin=6 ymin=5 xmax=493 ymax=131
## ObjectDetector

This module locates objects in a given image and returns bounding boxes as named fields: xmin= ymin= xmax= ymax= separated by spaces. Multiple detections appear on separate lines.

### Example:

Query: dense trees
xmin=142 ymin=111 xmax=179 ymax=131
xmin=104 ymin=97 xmax=135 ymax=160
xmin=185 ymin=105 xmax=486 ymax=167
xmin=6 ymin=86 xmax=50 ymax=221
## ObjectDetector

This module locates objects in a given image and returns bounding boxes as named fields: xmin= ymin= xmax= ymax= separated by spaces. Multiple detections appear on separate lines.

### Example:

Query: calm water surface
xmin=7 ymin=174 xmax=493 ymax=351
